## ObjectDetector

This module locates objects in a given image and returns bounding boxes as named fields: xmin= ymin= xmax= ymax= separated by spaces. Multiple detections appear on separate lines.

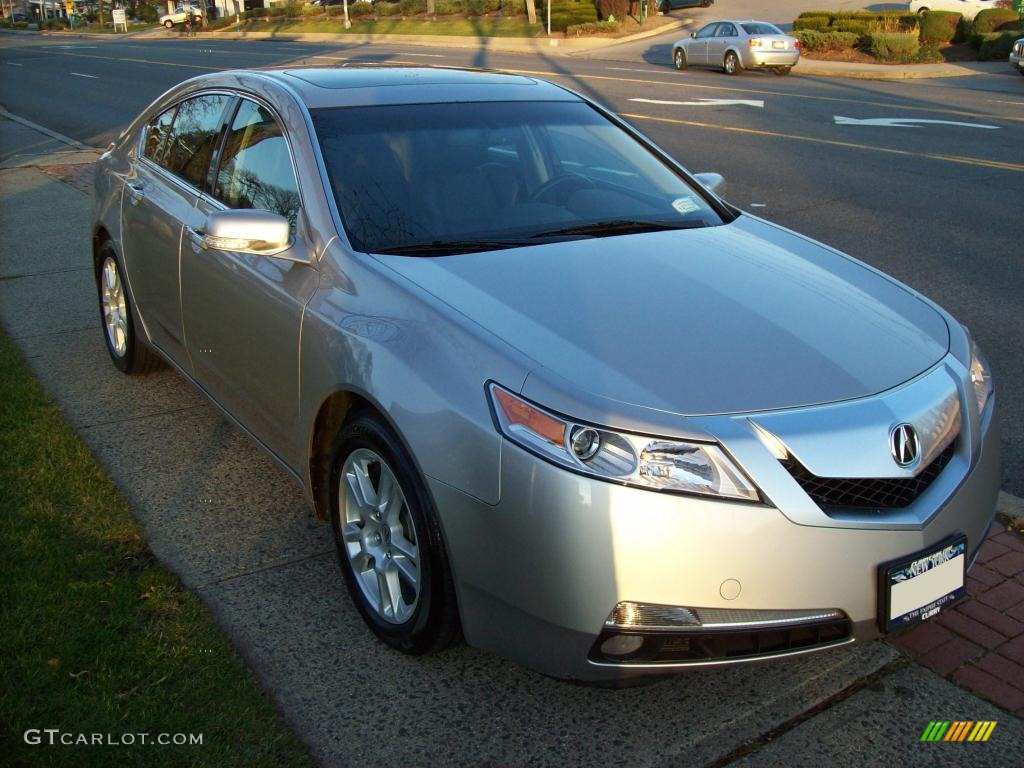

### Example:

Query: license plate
xmin=773 ymin=41 xmax=785 ymax=49
xmin=878 ymin=535 xmax=966 ymax=633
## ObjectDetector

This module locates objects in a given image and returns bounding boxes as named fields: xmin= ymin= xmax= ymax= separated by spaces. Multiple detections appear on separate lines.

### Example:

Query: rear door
xmin=120 ymin=92 xmax=232 ymax=366
xmin=708 ymin=22 xmax=737 ymax=68
xmin=181 ymin=97 xmax=319 ymax=462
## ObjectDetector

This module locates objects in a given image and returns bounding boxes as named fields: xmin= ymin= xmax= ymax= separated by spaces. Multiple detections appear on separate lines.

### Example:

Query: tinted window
xmin=312 ymin=101 xmax=724 ymax=255
xmin=717 ymin=24 xmax=737 ymax=37
xmin=214 ymin=100 xmax=300 ymax=224
xmin=695 ymin=23 xmax=717 ymax=38
xmin=163 ymin=94 xmax=230 ymax=188
xmin=741 ymin=23 xmax=782 ymax=35
xmin=144 ymin=106 xmax=177 ymax=167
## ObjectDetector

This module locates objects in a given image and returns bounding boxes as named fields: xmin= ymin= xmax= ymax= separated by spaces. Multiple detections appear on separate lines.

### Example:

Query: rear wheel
xmin=328 ymin=412 xmax=460 ymax=655
xmin=772 ymin=66 xmax=792 ymax=76
xmin=164 ymin=19 xmax=173 ymax=28
xmin=723 ymin=51 xmax=741 ymax=75
xmin=673 ymin=48 xmax=688 ymax=71
xmin=95 ymin=242 xmax=162 ymax=374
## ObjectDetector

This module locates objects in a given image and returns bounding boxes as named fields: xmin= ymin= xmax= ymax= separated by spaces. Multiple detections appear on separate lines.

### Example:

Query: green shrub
xmin=566 ymin=19 xmax=617 ymax=35
xmin=375 ymin=2 xmax=401 ymax=16
xmin=325 ymin=5 xmax=347 ymax=16
xmin=501 ymin=0 xmax=526 ymax=16
xmin=285 ymin=0 xmax=303 ymax=17
xmin=914 ymin=41 xmax=945 ymax=63
xmin=464 ymin=0 xmax=500 ymax=15
xmin=349 ymin=1 xmax=374 ymax=17
xmin=265 ymin=7 xmax=288 ymax=17
xmin=832 ymin=20 xmax=869 ymax=36
xmin=400 ymin=0 xmax=427 ymax=14
xmin=869 ymin=31 xmax=920 ymax=62
xmin=301 ymin=5 xmax=323 ymax=16
xmin=795 ymin=11 xmax=832 ymax=19
xmin=794 ymin=29 xmax=859 ymax=52
xmin=793 ymin=17 xmax=830 ymax=31
xmin=971 ymin=8 xmax=1021 ymax=34
xmin=976 ymin=30 xmax=1020 ymax=59
xmin=433 ymin=0 xmax=463 ymax=12
xmin=138 ymin=3 xmax=159 ymax=23
xmin=13 ymin=20 xmax=29 ymax=27
xmin=918 ymin=10 xmax=960 ymax=43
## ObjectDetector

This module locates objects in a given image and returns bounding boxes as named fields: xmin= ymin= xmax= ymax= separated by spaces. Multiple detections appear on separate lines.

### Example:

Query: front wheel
xmin=163 ymin=19 xmax=173 ymax=28
xmin=328 ymin=412 xmax=460 ymax=655
xmin=772 ymin=66 xmax=791 ymax=76
xmin=673 ymin=48 xmax=688 ymax=70
xmin=95 ymin=242 xmax=162 ymax=374
xmin=723 ymin=51 xmax=741 ymax=75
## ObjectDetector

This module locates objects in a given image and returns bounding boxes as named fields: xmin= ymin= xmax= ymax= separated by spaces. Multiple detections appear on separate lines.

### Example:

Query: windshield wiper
xmin=530 ymin=219 xmax=708 ymax=239
xmin=375 ymin=239 xmax=538 ymax=256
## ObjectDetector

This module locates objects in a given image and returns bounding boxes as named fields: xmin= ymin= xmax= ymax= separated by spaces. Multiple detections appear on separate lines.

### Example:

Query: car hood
xmin=376 ymin=216 xmax=949 ymax=416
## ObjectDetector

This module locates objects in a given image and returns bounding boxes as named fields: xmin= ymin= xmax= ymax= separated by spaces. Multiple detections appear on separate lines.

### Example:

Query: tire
xmin=773 ymin=66 xmax=791 ymax=76
xmin=673 ymin=48 xmax=688 ymax=71
xmin=701 ymin=0 xmax=711 ymax=7
xmin=723 ymin=51 xmax=741 ymax=75
xmin=328 ymin=412 xmax=460 ymax=655
xmin=916 ymin=8 xmax=929 ymax=15
xmin=164 ymin=19 xmax=174 ymax=28
xmin=95 ymin=242 xmax=163 ymax=375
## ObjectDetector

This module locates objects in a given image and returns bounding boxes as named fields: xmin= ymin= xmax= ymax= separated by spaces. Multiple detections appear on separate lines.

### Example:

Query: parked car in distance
xmin=908 ymin=0 xmax=1002 ymax=19
xmin=1012 ymin=37 xmax=1024 ymax=75
xmin=673 ymin=20 xmax=800 ymax=75
xmin=659 ymin=0 xmax=712 ymax=12
xmin=159 ymin=3 xmax=203 ymax=28
xmin=92 ymin=67 xmax=999 ymax=683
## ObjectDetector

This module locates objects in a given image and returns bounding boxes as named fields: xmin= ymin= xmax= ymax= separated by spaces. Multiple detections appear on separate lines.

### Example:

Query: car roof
xmin=211 ymin=67 xmax=581 ymax=110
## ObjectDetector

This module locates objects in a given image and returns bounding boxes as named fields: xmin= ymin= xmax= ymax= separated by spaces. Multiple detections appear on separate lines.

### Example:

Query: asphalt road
xmin=1 ymin=32 xmax=1021 ymax=495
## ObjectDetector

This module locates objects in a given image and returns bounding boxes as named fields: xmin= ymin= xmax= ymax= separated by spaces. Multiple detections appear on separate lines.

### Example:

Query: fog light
xmin=570 ymin=426 xmax=601 ymax=461
xmin=599 ymin=634 xmax=644 ymax=657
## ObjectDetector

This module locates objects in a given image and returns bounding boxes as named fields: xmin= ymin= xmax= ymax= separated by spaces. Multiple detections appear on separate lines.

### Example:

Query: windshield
xmin=311 ymin=101 xmax=727 ymax=255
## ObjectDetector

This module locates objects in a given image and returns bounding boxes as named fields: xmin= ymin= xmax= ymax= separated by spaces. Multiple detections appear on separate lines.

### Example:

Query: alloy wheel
xmin=339 ymin=448 xmax=421 ymax=624
xmin=100 ymin=256 xmax=128 ymax=358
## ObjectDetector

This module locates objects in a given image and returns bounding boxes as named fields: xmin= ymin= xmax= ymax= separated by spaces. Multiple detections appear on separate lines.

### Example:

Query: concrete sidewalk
xmin=1 ymin=111 xmax=1022 ymax=766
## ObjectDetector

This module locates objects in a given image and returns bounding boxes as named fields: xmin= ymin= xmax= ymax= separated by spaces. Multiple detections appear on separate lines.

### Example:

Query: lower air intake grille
xmin=782 ymin=440 xmax=956 ymax=510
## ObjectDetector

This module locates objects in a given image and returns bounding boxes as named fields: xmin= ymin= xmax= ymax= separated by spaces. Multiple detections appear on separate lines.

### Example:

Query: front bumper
xmin=433 ymin=395 xmax=1000 ymax=682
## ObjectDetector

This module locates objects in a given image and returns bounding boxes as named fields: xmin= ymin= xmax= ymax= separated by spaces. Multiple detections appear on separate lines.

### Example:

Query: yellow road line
xmin=620 ymin=112 xmax=1024 ymax=173
xmin=503 ymin=67 xmax=1024 ymax=125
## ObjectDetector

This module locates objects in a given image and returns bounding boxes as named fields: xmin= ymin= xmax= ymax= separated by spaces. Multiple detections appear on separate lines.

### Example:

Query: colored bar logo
xmin=920 ymin=721 xmax=997 ymax=742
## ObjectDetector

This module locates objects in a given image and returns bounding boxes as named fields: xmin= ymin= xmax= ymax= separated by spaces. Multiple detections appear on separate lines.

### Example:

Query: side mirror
xmin=693 ymin=172 xmax=726 ymax=196
xmin=200 ymin=209 xmax=295 ymax=258
xmin=690 ymin=31 xmax=697 ymax=38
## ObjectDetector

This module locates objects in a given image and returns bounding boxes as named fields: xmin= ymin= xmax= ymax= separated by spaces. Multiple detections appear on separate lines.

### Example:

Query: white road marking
xmin=630 ymin=97 xmax=764 ymax=108
xmin=310 ymin=55 xmax=347 ymax=61
xmin=834 ymin=115 xmax=998 ymax=130
xmin=607 ymin=67 xmax=659 ymax=74
xmin=70 ymin=72 xmax=99 ymax=79
xmin=750 ymin=203 xmax=767 ymax=208
xmin=7 ymin=62 xmax=24 ymax=66
xmin=401 ymin=52 xmax=445 ymax=58
xmin=994 ymin=100 xmax=1024 ymax=106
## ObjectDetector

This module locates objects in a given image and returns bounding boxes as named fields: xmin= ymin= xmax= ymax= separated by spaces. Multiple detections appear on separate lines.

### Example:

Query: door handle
xmin=126 ymin=181 xmax=145 ymax=205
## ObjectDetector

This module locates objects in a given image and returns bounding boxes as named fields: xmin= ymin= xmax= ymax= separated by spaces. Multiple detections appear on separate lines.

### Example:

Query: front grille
xmin=589 ymin=617 xmax=851 ymax=665
xmin=782 ymin=440 xmax=956 ymax=511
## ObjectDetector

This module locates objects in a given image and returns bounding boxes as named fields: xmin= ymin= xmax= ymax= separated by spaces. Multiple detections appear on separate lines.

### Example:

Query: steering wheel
xmin=528 ymin=172 xmax=596 ymax=205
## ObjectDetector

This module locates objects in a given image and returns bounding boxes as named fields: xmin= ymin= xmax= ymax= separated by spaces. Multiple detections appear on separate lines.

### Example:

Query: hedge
xmin=971 ymin=8 xmax=1021 ymax=34
xmin=399 ymin=0 xmax=427 ymax=13
xmin=375 ymin=2 xmax=401 ymax=16
xmin=566 ymin=19 xmax=617 ymax=35
xmin=793 ymin=17 xmax=830 ymax=31
xmin=794 ymin=29 xmax=859 ymax=52
xmin=919 ymin=10 xmax=961 ymax=44
xmin=349 ymin=1 xmax=374 ymax=17
xmin=869 ymin=31 xmax=919 ymax=62
xmin=974 ymin=30 xmax=1022 ymax=59
xmin=832 ymin=20 xmax=869 ymax=35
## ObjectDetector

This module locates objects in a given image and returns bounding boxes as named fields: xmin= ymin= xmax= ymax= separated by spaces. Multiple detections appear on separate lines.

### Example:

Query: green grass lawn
xmin=0 ymin=331 xmax=313 ymax=767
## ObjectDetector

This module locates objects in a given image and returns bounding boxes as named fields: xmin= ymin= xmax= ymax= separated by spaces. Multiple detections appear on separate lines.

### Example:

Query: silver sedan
xmin=92 ymin=67 xmax=998 ymax=683
xmin=673 ymin=20 xmax=801 ymax=75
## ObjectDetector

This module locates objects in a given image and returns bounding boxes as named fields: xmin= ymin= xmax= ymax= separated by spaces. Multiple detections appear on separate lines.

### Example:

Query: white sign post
xmin=112 ymin=8 xmax=127 ymax=31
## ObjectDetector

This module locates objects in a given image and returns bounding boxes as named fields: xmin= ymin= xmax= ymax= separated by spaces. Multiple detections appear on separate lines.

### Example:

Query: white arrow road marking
xmin=834 ymin=116 xmax=998 ymax=130
xmin=629 ymin=98 xmax=765 ymax=108
xmin=70 ymin=72 xmax=99 ymax=79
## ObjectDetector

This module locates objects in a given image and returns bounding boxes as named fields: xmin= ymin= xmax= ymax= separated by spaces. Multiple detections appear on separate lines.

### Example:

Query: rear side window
xmin=716 ymin=23 xmax=737 ymax=37
xmin=213 ymin=99 xmax=300 ymax=224
xmin=161 ymin=94 xmax=231 ymax=188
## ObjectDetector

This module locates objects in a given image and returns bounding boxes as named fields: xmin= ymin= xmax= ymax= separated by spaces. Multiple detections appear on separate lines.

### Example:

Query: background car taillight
xmin=793 ymin=39 xmax=801 ymax=49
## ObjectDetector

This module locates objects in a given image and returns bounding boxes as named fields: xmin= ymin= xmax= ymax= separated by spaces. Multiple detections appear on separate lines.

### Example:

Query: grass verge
xmin=216 ymin=17 xmax=543 ymax=37
xmin=0 ymin=331 xmax=313 ymax=767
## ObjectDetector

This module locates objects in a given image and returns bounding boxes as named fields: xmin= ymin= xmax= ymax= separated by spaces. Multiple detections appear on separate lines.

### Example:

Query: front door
xmin=688 ymin=22 xmax=718 ymax=65
xmin=181 ymin=98 xmax=319 ymax=464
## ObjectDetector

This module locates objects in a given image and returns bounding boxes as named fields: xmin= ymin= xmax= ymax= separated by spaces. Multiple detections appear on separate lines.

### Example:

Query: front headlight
xmin=968 ymin=335 xmax=993 ymax=416
xmin=488 ymin=384 xmax=759 ymax=502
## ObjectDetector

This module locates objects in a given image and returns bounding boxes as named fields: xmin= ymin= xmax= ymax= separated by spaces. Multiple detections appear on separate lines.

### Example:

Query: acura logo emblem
xmin=890 ymin=423 xmax=920 ymax=467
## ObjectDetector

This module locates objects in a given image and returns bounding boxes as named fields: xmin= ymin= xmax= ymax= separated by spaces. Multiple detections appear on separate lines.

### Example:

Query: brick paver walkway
xmin=892 ymin=522 xmax=1024 ymax=716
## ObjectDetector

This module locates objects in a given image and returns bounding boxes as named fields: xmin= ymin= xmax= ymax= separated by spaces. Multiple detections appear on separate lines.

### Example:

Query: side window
xmin=717 ymin=24 xmax=736 ymax=38
xmin=214 ymin=100 xmax=300 ymax=224
xmin=696 ymin=23 xmax=718 ymax=38
xmin=144 ymin=106 xmax=177 ymax=167
xmin=162 ymin=94 xmax=231 ymax=188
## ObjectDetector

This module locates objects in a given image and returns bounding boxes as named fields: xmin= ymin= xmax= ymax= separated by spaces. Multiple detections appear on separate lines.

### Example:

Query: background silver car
xmin=673 ymin=20 xmax=801 ymax=75
xmin=92 ymin=67 xmax=998 ymax=682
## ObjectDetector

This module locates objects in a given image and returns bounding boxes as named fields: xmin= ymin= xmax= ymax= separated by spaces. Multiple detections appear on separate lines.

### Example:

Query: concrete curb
xmin=0 ymin=105 xmax=95 ymax=151
xmin=794 ymin=58 xmax=1009 ymax=81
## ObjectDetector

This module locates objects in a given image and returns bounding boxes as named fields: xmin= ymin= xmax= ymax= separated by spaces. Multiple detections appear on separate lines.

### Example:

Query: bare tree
xmin=525 ymin=0 xmax=536 ymax=25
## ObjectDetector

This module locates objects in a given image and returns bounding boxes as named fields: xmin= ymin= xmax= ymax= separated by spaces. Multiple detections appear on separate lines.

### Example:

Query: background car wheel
xmin=916 ymin=8 xmax=929 ymax=16
xmin=701 ymin=0 xmax=711 ymax=7
xmin=673 ymin=48 xmax=688 ymax=70
xmin=95 ymin=242 xmax=163 ymax=374
xmin=164 ymin=19 xmax=173 ymax=28
xmin=723 ymin=51 xmax=741 ymax=75
xmin=773 ymin=66 xmax=791 ymax=76
xmin=328 ymin=412 xmax=460 ymax=655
